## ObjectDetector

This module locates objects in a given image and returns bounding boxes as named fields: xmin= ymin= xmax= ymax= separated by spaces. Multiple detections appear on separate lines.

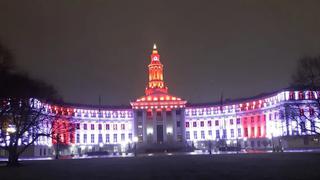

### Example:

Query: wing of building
xmin=1 ymin=45 xmax=320 ymax=158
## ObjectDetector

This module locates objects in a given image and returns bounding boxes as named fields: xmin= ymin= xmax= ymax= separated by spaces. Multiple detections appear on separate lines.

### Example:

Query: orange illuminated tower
xmin=145 ymin=44 xmax=168 ymax=95
xmin=131 ymin=44 xmax=187 ymax=145
xmin=131 ymin=44 xmax=187 ymax=110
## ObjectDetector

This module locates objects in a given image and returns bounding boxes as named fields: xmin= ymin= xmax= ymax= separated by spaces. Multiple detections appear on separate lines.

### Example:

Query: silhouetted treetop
xmin=0 ymin=41 xmax=61 ymax=103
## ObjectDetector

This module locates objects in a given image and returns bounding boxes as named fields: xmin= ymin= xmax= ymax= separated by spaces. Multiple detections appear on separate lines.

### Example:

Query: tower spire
xmin=152 ymin=43 xmax=158 ymax=54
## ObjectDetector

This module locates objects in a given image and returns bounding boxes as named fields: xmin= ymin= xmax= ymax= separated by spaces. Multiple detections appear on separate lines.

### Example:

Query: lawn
xmin=1 ymin=153 xmax=320 ymax=180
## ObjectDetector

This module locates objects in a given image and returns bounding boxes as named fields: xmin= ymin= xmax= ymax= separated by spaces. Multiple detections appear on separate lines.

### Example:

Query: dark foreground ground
xmin=1 ymin=153 xmax=320 ymax=180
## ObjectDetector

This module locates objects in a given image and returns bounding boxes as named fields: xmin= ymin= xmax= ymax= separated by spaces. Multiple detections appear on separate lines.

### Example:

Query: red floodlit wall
xmin=241 ymin=113 xmax=266 ymax=138
xmin=52 ymin=119 xmax=75 ymax=145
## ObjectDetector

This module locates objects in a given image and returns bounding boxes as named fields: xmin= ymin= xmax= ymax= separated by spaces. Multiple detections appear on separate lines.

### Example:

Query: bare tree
xmin=0 ymin=42 xmax=63 ymax=166
xmin=0 ymin=98 xmax=62 ymax=166
xmin=285 ymin=56 xmax=320 ymax=136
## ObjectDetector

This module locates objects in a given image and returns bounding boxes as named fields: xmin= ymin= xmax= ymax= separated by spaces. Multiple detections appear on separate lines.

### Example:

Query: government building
xmin=1 ymin=45 xmax=320 ymax=158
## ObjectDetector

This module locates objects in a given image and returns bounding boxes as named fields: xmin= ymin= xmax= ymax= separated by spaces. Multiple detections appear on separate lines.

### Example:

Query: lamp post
xmin=133 ymin=136 xmax=138 ymax=157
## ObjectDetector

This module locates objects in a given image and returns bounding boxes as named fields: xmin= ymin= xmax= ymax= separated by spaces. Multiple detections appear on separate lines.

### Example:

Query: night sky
xmin=0 ymin=0 xmax=320 ymax=105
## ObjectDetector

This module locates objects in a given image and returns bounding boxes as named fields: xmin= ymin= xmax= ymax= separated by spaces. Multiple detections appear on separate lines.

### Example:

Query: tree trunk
xmin=7 ymin=148 xmax=19 ymax=167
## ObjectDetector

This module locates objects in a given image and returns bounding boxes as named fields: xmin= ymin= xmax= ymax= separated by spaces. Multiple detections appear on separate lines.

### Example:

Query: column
xmin=172 ymin=110 xmax=177 ymax=141
xmin=181 ymin=109 xmax=186 ymax=142
xmin=152 ymin=110 xmax=157 ymax=143
xmin=142 ymin=111 xmax=147 ymax=143
xmin=163 ymin=110 xmax=167 ymax=142
xmin=133 ymin=111 xmax=138 ymax=140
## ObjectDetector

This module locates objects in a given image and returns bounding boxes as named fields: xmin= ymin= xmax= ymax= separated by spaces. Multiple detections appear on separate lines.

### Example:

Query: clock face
xmin=153 ymin=56 xmax=158 ymax=61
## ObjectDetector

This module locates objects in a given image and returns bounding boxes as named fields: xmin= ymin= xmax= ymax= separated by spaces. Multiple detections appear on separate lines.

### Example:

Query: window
xmin=230 ymin=119 xmax=233 ymax=125
xmin=299 ymin=91 xmax=304 ymax=100
xmin=215 ymin=120 xmax=219 ymax=126
xmin=76 ymin=123 xmax=80 ymax=130
xmin=257 ymin=116 xmax=260 ymax=123
xmin=238 ymin=128 xmax=241 ymax=137
xmin=137 ymin=111 xmax=143 ymax=116
xmin=201 ymin=130 xmax=205 ymax=139
xmin=91 ymin=124 xmax=94 ymax=130
xmin=251 ymin=127 xmax=255 ymax=137
xmin=121 ymin=133 xmax=125 ymax=141
xmin=166 ymin=111 xmax=171 ymax=116
xmin=200 ymin=121 xmax=204 ymax=127
xmin=98 ymin=124 xmax=102 ymax=130
xmin=310 ymin=107 xmax=315 ymax=116
xmin=128 ymin=133 xmax=132 ymax=141
xmin=258 ymin=127 xmax=261 ymax=137
xmin=208 ymin=130 xmax=212 ymax=136
xmin=216 ymin=130 xmax=220 ymax=139
xmin=222 ymin=129 xmax=227 ymax=139
xmin=231 ymin=129 xmax=234 ymax=138
xmin=98 ymin=134 xmax=102 ymax=143
xmin=113 ymin=134 xmax=117 ymax=143
xmin=186 ymin=122 xmax=190 ymax=128
xmin=83 ymin=124 xmax=87 ymax=130
xmin=300 ymin=109 xmax=304 ymax=116
xmin=186 ymin=131 xmax=190 ymax=140
xmin=236 ymin=118 xmax=241 ymax=124
xmin=91 ymin=134 xmax=95 ymax=143
xmin=76 ymin=134 xmax=80 ymax=143
xmin=121 ymin=124 xmax=125 ymax=130
xmin=83 ymin=134 xmax=87 ymax=143
xmin=251 ymin=117 xmax=254 ymax=123
xmin=308 ymin=91 xmax=315 ymax=99
xmin=106 ymin=134 xmax=110 ymax=143
xmin=106 ymin=124 xmax=110 ymax=130
xmin=106 ymin=112 xmax=111 ymax=118
xmin=208 ymin=120 xmax=212 ymax=127
xmin=244 ymin=128 xmax=248 ymax=137
xmin=113 ymin=124 xmax=117 ymax=130
xmin=157 ymin=111 xmax=161 ymax=116
xmin=70 ymin=134 xmax=73 ymax=143
xmin=193 ymin=131 xmax=198 ymax=139
xmin=147 ymin=111 xmax=152 ymax=117
xmin=257 ymin=140 xmax=261 ymax=147
xmin=177 ymin=121 xmax=181 ymax=127
xmin=193 ymin=122 xmax=197 ymax=127
xmin=289 ymin=91 xmax=294 ymax=100
xmin=206 ymin=109 xmax=211 ymax=115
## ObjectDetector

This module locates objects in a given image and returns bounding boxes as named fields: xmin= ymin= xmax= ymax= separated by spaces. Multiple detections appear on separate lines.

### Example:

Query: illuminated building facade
xmin=1 ymin=45 xmax=320 ymax=158
xmin=130 ymin=44 xmax=187 ymax=150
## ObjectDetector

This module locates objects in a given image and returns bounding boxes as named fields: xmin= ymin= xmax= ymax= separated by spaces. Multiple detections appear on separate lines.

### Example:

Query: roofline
xmin=47 ymin=86 xmax=319 ymax=110
xmin=186 ymin=86 xmax=319 ymax=108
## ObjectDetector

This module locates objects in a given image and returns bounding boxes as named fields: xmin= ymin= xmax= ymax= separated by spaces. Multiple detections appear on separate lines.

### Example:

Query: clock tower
xmin=131 ymin=44 xmax=187 ymax=151
xmin=145 ymin=44 xmax=168 ymax=95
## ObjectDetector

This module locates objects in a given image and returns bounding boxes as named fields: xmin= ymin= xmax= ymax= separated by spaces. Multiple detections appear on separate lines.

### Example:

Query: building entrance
xmin=157 ymin=125 xmax=164 ymax=143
